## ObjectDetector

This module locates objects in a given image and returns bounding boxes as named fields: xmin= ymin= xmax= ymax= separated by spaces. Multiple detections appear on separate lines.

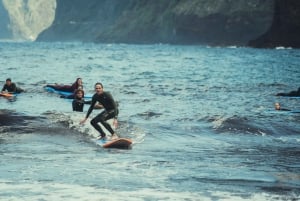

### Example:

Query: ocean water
xmin=0 ymin=42 xmax=299 ymax=200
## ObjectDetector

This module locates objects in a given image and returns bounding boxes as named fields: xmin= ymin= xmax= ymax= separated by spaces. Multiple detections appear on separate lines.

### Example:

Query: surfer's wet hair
xmin=95 ymin=82 xmax=103 ymax=88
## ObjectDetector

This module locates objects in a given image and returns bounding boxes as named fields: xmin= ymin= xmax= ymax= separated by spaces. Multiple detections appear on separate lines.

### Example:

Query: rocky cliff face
xmin=249 ymin=0 xmax=300 ymax=48
xmin=0 ymin=1 xmax=11 ymax=39
xmin=1 ymin=0 xmax=56 ymax=41
xmin=27 ymin=0 xmax=300 ymax=48
xmin=94 ymin=0 xmax=275 ymax=46
xmin=37 ymin=0 xmax=131 ymax=42
xmin=37 ymin=0 xmax=278 ymax=46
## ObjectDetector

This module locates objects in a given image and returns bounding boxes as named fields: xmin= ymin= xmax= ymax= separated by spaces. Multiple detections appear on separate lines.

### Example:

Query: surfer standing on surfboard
xmin=80 ymin=82 xmax=119 ymax=140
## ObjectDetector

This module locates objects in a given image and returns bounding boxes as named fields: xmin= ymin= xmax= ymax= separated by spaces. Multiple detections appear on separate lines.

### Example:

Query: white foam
xmin=275 ymin=46 xmax=292 ymax=50
xmin=0 ymin=179 xmax=296 ymax=201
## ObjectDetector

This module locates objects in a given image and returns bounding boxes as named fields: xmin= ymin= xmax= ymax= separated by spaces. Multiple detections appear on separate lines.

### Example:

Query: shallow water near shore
xmin=0 ymin=42 xmax=299 ymax=200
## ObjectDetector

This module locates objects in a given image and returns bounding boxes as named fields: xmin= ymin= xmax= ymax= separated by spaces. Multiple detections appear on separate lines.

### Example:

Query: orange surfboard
xmin=0 ymin=93 xmax=14 ymax=98
xmin=96 ymin=138 xmax=132 ymax=149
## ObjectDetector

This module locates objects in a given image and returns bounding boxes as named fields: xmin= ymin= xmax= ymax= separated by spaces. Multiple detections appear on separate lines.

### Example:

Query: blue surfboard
xmin=265 ymin=110 xmax=300 ymax=114
xmin=45 ymin=86 xmax=93 ymax=99
xmin=281 ymin=96 xmax=300 ymax=99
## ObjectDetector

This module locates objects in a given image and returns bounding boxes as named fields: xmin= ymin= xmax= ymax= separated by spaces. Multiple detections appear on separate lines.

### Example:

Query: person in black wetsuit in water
xmin=274 ymin=102 xmax=291 ymax=111
xmin=1 ymin=78 xmax=24 ymax=93
xmin=72 ymin=87 xmax=103 ymax=112
xmin=276 ymin=87 xmax=300 ymax=97
xmin=72 ymin=89 xmax=85 ymax=112
xmin=80 ymin=82 xmax=118 ymax=140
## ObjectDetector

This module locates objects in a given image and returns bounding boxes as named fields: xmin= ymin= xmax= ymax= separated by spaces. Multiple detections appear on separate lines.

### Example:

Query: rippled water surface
xmin=0 ymin=42 xmax=299 ymax=200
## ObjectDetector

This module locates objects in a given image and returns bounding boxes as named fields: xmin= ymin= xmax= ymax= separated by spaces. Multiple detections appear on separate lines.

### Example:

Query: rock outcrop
xmin=38 ymin=0 xmax=277 ymax=46
xmin=4 ymin=0 xmax=299 ymax=48
xmin=1 ymin=0 xmax=56 ymax=41
xmin=95 ymin=0 xmax=275 ymax=46
xmin=38 ymin=0 xmax=130 ymax=42
xmin=0 ymin=1 xmax=11 ymax=39
xmin=248 ymin=0 xmax=300 ymax=48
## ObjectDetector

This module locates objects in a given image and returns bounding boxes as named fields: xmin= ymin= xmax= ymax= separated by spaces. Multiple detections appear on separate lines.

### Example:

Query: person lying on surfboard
xmin=1 ymin=78 xmax=24 ymax=93
xmin=46 ymin=77 xmax=83 ymax=93
xmin=80 ymin=82 xmax=119 ymax=140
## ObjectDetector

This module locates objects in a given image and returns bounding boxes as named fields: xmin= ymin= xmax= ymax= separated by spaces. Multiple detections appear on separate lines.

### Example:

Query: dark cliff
xmin=0 ymin=1 xmax=11 ymax=39
xmin=249 ymin=0 xmax=300 ymax=48
xmin=94 ymin=0 xmax=274 ymax=46
xmin=0 ymin=0 xmax=55 ymax=41
xmin=37 ymin=0 xmax=130 ymax=42
xmin=37 ymin=0 xmax=300 ymax=48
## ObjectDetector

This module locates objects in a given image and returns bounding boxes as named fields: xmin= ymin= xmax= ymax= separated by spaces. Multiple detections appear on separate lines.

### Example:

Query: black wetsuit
xmin=85 ymin=91 xmax=118 ymax=137
xmin=72 ymin=98 xmax=85 ymax=112
xmin=277 ymin=108 xmax=291 ymax=111
xmin=1 ymin=83 xmax=24 ymax=93
xmin=276 ymin=87 xmax=300 ymax=97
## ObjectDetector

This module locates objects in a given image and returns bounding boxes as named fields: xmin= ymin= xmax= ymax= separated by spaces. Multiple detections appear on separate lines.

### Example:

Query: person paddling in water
xmin=80 ymin=82 xmax=119 ymax=140
xmin=1 ymin=78 xmax=24 ymax=93
xmin=274 ymin=102 xmax=291 ymax=111
xmin=72 ymin=88 xmax=85 ymax=112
